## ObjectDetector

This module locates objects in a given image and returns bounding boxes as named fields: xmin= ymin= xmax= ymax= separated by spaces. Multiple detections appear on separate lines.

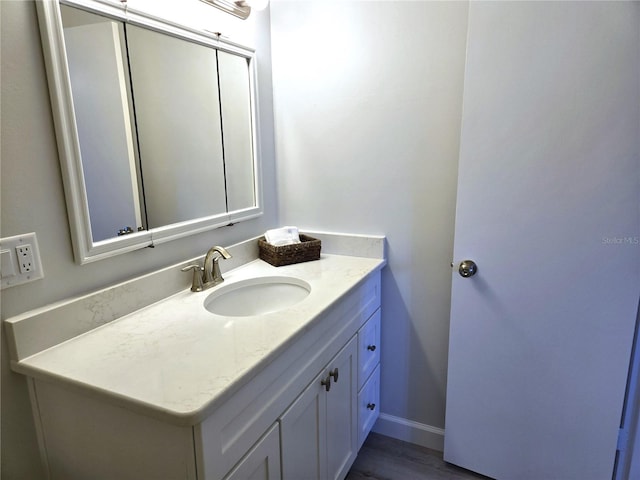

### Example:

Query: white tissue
xmin=265 ymin=226 xmax=301 ymax=246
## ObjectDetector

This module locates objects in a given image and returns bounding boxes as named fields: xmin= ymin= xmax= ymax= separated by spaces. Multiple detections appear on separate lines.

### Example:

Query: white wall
xmin=0 ymin=1 xmax=277 ymax=477
xmin=270 ymin=0 xmax=469 ymax=447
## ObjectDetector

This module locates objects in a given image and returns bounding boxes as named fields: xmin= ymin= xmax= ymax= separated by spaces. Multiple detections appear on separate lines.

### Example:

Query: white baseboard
xmin=372 ymin=413 xmax=445 ymax=452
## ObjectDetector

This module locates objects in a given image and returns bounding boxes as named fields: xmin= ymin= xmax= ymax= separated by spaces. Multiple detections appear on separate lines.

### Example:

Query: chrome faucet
xmin=203 ymin=245 xmax=232 ymax=284
xmin=181 ymin=245 xmax=232 ymax=292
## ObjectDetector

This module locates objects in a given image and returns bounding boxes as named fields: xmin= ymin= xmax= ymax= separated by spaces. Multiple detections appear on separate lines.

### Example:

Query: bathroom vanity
xmin=5 ymin=233 xmax=385 ymax=479
xmin=20 ymin=2 xmax=386 ymax=476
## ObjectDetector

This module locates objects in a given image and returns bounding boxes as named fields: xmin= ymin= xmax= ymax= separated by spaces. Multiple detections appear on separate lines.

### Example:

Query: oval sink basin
xmin=204 ymin=276 xmax=311 ymax=317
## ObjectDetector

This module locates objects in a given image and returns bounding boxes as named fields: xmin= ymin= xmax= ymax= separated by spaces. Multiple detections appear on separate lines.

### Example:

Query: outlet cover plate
xmin=1 ymin=233 xmax=44 ymax=289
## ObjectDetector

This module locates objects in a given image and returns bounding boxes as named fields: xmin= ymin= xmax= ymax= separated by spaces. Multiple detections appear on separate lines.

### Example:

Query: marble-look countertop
xmin=12 ymin=254 xmax=384 ymax=426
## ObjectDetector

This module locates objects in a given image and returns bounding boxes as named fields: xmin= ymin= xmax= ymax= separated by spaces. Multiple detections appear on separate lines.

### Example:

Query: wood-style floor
xmin=346 ymin=433 xmax=490 ymax=480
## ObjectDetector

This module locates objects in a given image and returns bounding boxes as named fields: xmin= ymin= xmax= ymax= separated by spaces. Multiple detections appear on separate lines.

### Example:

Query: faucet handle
xmin=181 ymin=264 xmax=204 ymax=292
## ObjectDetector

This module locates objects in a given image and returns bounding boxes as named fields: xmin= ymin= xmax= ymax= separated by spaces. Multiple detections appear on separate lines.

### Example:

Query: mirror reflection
xmin=61 ymin=6 xmax=144 ymax=241
xmin=218 ymin=50 xmax=256 ymax=212
xmin=58 ymin=3 xmax=258 ymax=245
xmin=126 ymin=24 xmax=227 ymax=228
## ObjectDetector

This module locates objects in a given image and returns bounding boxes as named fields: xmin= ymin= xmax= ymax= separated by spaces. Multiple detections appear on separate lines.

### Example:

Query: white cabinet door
xmin=224 ymin=423 xmax=281 ymax=480
xmin=280 ymin=370 xmax=327 ymax=480
xmin=280 ymin=337 xmax=358 ymax=480
xmin=326 ymin=337 xmax=358 ymax=480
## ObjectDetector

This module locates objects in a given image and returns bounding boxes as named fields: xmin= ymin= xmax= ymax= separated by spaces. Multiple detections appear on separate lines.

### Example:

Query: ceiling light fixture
xmin=199 ymin=0 xmax=268 ymax=20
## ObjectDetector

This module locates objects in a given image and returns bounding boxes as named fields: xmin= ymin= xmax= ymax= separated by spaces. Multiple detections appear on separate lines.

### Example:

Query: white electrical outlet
xmin=16 ymin=244 xmax=34 ymax=273
xmin=1 ymin=233 xmax=44 ymax=289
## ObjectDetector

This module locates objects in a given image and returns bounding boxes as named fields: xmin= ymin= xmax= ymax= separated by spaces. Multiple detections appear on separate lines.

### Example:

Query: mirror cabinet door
xmin=218 ymin=50 xmax=256 ymax=212
xmin=61 ymin=5 xmax=145 ymax=242
xmin=41 ymin=1 xmax=262 ymax=263
xmin=126 ymin=25 xmax=227 ymax=228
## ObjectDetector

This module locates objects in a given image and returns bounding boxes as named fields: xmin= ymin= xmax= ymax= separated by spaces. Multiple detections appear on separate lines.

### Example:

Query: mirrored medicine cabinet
xmin=36 ymin=0 xmax=263 ymax=264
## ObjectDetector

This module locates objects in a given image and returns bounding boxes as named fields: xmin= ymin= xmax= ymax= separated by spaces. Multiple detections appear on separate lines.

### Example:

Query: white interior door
xmin=444 ymin=2 xmax=640 ymax=479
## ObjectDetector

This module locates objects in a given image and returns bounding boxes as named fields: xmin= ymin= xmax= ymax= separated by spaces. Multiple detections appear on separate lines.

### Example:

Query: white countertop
xmin=13 ymin=254 xmax=384 ymax=425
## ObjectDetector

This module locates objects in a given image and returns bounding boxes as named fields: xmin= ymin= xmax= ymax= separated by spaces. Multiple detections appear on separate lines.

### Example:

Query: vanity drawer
xmin=358 ymin=308 xmax=381 ymax=390
xmin=357 ymin=365 xmax=380 ymax=450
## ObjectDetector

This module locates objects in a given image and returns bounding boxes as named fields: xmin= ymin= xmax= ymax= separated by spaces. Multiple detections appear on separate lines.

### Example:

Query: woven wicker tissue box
xmin=258 ymin=234 xmax=321 ymax=267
